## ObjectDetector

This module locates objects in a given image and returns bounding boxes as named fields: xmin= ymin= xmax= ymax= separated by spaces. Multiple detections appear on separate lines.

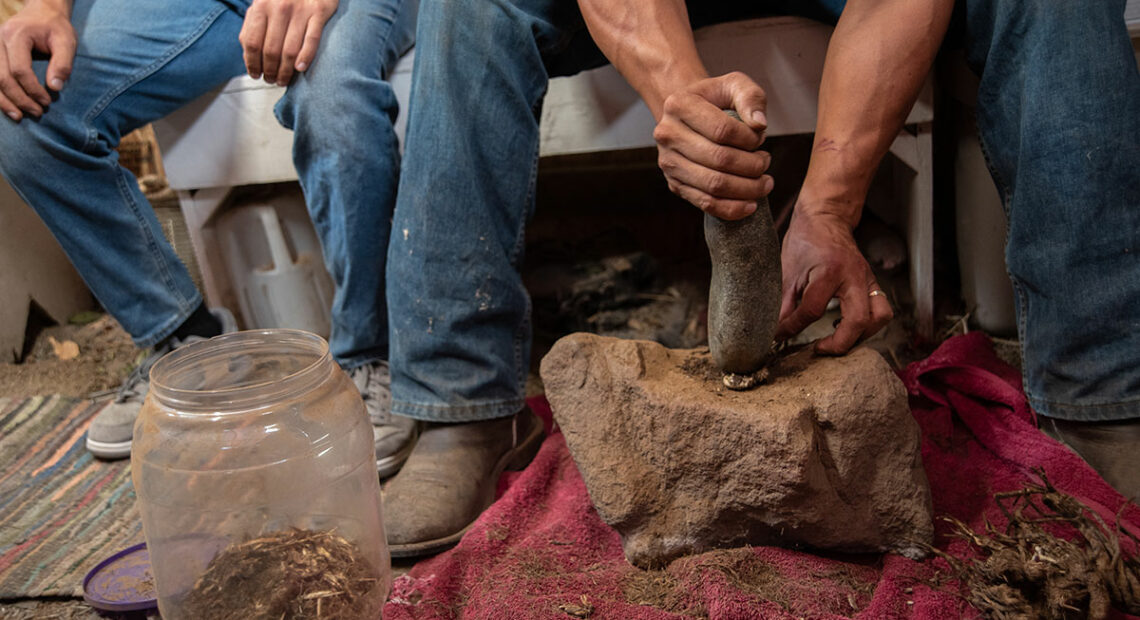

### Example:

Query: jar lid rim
xmin=148 ymin=329 xmax=333 ymax=410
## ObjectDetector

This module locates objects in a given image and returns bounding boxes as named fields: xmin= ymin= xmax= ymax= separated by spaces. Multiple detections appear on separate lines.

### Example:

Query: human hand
xmin=775 ymin=207 xmax=892 ymax=354
xmin=653 ymin=72 xmax=773 ymax=220
xmin=239 ymin=0 xmax=338 ymax=86
xmin=0 ymin=0 xmax=75 ymax=121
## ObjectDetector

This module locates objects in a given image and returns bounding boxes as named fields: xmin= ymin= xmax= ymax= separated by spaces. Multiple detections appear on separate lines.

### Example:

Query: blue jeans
xmin=0 ymin=0 xmax=416 ymax=368
xmin=389 ymin=0 xmax=1140 ymax=424
xmin=964 ymin=0 xmax=1140 ymax=422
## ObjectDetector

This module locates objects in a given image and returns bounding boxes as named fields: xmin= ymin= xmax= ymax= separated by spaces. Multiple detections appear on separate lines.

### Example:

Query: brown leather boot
xmin=1040 ymin=416 xmax=1140 ymax=501
xmin=382 ymin=407 xmax=544 ymax=557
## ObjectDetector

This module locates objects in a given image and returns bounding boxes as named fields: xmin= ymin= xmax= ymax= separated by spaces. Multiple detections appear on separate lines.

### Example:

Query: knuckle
xmin=652 ymin=125 xmax=676 ymax=147
xmin=710 ymin=120 xmax=737 ymax=144
xmin=710 ymin=147 xmax=735 ymax=171
xmin=705 ymin=172 xmax=730 ymax=196
xmin=724 ymin=70 xmax=746 ymax=83
xmin=757 ymin=151 xmax=772 ymax=172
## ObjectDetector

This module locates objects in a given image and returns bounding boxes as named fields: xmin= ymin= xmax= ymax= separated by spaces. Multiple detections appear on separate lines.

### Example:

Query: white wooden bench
xmin=153 ymin=16 xmax=936 ymax=337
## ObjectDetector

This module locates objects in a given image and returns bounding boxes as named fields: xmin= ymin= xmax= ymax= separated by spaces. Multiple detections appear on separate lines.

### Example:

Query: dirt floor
xmin=0 ymin=315 xmax=139 ymax=400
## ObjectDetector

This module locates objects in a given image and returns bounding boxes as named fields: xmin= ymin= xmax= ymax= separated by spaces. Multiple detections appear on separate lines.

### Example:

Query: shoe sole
xmin=377 ymin=438 xmax=417 ymax=480
xmin=387 ymin=412 xmax=545 ymax=558
xmin=86 ymin=437 xmax=132 ymax=460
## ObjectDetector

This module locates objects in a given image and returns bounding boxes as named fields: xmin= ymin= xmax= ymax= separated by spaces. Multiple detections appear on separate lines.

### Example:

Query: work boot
xmin=383 ymin=408 xmax=544 ymax=557
xmin=1040 ymin=416 xmax=1140 ymax=501
xmin=348 ymin=361 xmax=419 ymax=478
xmin=86 ymin=307 xmax=238 ymax=459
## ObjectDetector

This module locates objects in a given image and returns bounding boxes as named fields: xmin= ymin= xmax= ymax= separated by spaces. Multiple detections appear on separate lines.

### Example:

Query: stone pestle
xmin=704 ymin=111 xmax=781 ymax=389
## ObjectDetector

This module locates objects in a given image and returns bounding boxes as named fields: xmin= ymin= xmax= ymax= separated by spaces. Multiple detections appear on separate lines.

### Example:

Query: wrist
xmin=643 ymin=65 xmax=708 ymax=120
xmin=27 ymin=0 xmax=72 ymax=14
xmin=792 ymin=193 xmax=863 ymax=232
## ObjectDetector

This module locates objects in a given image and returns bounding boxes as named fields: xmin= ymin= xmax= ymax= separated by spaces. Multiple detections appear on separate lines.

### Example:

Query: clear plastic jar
xmin=131 ymin=329 xmax=389 ymax=620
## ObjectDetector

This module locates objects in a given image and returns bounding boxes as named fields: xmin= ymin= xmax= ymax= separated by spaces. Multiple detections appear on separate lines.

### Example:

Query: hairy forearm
xmin=799 ymin=0 xmax=954 ymax=226
xmin=577 ymin=0 xmax=707 ymax=119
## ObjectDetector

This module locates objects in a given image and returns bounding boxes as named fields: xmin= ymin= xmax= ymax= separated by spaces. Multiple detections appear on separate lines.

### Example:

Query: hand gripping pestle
xmin=705 ymin=110 xmax=781 ymax=390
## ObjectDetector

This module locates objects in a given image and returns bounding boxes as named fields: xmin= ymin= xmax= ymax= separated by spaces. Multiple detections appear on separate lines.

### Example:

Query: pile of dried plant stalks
xmin=933 ymin=473 xmax=1139 ymax=619
xmin=181 ymin=528 xmax=382 ymax=620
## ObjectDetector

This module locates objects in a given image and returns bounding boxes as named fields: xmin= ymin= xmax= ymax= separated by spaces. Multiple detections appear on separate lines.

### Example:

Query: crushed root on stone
xmin=931 ymin=470 xmax=1140 ymax=620
xmin=181 ymin=528 xmax=381 ymax=620
xmin=679 ymin=344 xmax=810 ymax=390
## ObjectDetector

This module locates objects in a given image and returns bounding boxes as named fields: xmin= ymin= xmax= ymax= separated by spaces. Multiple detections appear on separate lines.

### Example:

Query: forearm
xmin=577 ymin=0 xmax=707 ymax=120
xmin=799 ymin=0 xmax=953 ymax=227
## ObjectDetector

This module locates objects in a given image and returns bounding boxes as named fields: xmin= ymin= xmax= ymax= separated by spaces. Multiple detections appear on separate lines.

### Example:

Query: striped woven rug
xmin=0 ymin=396 xmax=142 ymax=598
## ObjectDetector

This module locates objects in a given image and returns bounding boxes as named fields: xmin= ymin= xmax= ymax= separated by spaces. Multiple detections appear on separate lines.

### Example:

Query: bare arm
xmin=0 ymin=0 xmax=75 ymax=121
xmin=578 ymin=0 xmax=772 ymax=220
xmin=777 ymin=0 xmax=954 ymax=354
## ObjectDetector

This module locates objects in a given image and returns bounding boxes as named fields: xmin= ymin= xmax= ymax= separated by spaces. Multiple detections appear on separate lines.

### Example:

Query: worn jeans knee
xmin=965 ymin=0 xmax=1140 ymax=420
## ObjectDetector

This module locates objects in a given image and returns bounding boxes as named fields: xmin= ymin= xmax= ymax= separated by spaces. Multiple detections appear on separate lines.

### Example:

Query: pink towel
xmin=384 ymin=333 xmax=1139 ymax=619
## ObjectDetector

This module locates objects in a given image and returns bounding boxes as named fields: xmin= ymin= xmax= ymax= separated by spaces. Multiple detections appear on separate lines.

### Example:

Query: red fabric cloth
xmin=383 ymin=333 xmax=1140 ymax=619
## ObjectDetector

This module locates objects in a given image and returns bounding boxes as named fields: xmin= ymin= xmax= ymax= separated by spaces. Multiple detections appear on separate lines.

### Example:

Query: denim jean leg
xmin=388 ymin=0 xmax=598 ymax=422
xmin=964 ymin=0 xmax=1140 ymax=421
xmin=274 ymin=0 xmax=418 ymax=369
xmin=0 ymin=0 xmax=249 ymax=347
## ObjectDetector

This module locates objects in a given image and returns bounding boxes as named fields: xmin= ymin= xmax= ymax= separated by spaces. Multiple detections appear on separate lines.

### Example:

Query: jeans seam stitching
xmin=394 ymin=398 xmax=525 ymax=410
xmin=112 ymin=161 xmax=196 ymax=313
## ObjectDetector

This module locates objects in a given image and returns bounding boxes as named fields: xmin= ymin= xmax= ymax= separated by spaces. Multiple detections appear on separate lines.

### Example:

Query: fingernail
xmin=7 ymin=112 xmax=20 ymax=121
xmin=249 ymin=71 xmax=260 ymax=80
xmin=295 ymin=62 xmax=307 ymax=72
xmin=752 ymin=110 xmax=767 ymax=126
xmin=50 ymin=78 xmax=64 ymax=90
xmin=764 ymin=177 xmax=775 ymax=194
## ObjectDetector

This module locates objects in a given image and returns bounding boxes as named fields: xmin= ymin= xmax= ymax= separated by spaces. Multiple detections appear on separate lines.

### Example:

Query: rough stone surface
xmin=704 ymin=201 xmax=781 ymax=375
xmin=540 ymin=333 xmax=933 ymax=568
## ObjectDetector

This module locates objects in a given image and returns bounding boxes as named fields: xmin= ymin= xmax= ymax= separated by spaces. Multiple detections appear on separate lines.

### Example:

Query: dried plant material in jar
xmin=181 ymin=528 xmax=381 ymax=620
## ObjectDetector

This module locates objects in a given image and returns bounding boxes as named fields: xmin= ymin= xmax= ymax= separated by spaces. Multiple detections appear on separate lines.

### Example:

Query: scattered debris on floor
xmin=527 ymin=252 xmax=707 ymax=350
xmin=932 ymin=471 xmax=1140 ymax=619
xmin=0 ymin=313 xmax=139 ymax=399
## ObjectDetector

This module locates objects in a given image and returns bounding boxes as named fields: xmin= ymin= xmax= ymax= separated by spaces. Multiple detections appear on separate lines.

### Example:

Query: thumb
xmin=732 ymin=90 xmax=767 ymax=134
xmin=45 ymin=32 xmax=76 ymax=90
xmin=691 ymin=73 xmax=768 ymax=135
xmin=716 ymin=73 xmax=767 ymax=133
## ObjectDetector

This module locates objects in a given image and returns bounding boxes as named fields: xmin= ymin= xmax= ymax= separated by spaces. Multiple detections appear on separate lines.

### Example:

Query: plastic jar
xmin=131 ymin=329 xmax=389 ymax=619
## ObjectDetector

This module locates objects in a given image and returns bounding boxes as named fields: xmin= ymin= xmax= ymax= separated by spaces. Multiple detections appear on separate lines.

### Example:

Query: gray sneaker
xmin=86 ymin=308 xmax=237 ymax=459
xmin=349 ymin=361 xmax=418 ymax=478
